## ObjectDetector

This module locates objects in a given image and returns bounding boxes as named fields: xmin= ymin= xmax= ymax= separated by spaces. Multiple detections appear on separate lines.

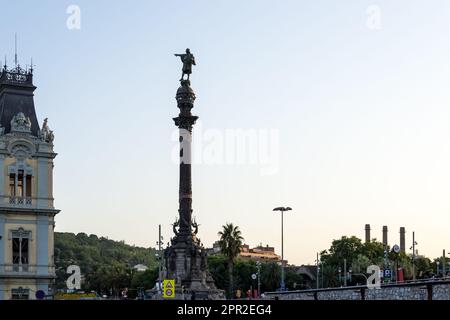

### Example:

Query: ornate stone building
xmin=0 ymin=64 xmax=58 ymax=300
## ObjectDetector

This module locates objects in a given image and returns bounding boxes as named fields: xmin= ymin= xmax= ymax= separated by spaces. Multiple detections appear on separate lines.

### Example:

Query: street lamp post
xmin=156 ymin=224 xmax=164 ymax=295
xmin=338 ymin=267 xmax=342 ymax=286
xmin=442 ymin=250 xmax=446 ymax=277
xmin=273 ymin=206 xmax=292 ymax=291
xmin=348 ymin=267 xmax=352 ymax=284
xmin=256 ymin=261 xmax=261 ymax=298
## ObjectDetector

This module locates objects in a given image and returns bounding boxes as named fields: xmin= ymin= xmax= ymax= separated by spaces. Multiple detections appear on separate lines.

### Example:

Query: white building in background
xmin=0 ymin=64 xmax=59 ymax=300
xmin=133 ymin=264 xmax=149 ymax=272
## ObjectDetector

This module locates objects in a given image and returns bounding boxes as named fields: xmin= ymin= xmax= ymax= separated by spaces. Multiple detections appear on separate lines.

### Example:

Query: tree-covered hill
xmin=54 ymin=232 xmax=158 ymax=295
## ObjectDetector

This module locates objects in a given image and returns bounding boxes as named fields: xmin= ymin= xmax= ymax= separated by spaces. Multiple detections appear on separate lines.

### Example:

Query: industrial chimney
xmin=382 ymin=226 xmax=388 ymax=247
xmin=400 ymin=227 xmax=406 ymax=253
xmin=365 ymin=224 xmax=371 ymax=243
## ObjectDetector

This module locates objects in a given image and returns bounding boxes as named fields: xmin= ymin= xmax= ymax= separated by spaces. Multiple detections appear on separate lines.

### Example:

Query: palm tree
xmin=218 ymin=223 xmax=244 ymax=299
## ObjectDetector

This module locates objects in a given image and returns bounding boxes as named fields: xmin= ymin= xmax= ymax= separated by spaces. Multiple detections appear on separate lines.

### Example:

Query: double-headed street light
xmin=273 ymin=206 xmax=292 ymax=291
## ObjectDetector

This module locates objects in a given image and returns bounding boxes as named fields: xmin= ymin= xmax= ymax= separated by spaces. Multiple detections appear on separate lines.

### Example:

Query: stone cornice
xmin=0 ymin=207 xmax=60 ymax=215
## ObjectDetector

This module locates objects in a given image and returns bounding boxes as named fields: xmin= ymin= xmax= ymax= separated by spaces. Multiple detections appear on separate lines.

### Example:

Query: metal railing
xmin=8 ymin=196 xmax=33 ymax=206
xmin=265 ymin=279 xmax=450 ymax=299
xmin=0 ymin=195 xmax=55 ymax=208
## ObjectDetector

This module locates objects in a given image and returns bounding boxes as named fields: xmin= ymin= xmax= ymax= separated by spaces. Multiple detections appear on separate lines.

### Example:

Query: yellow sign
xmin=163 ymin=279 xmax=175 ymax=298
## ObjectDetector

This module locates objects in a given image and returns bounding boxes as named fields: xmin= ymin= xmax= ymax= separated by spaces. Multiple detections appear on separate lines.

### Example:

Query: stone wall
xmin=433 ymin=284 xmax=450 ymax=300
xmin=266 ymin=281 xmax=450 ymax=300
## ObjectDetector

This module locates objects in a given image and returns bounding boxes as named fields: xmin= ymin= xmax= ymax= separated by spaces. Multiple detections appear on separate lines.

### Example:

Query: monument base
xmin=164 ymin=233 xmax=225 ymax=300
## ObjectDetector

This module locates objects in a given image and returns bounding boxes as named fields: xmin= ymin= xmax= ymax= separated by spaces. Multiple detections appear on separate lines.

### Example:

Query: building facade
xmin=208 ymin=241 xmax=282 ymax=263
xmin=0 ymin=64 xmax=58 ymax=300
xmin=239 ymin=244 xmax=282 ymax=262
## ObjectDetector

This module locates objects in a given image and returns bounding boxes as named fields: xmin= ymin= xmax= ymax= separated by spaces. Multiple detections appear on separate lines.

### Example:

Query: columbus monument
xmin=164 ymin=49 xmax=224 ymax=299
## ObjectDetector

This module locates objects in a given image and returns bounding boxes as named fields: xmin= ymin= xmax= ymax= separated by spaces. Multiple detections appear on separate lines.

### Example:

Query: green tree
xmin=218 ymin=223 xmax=244 ymax=298
xmin=415 ymin=256 xmax=432 ymax=278
xmin=351 ymin=254 xmax=372 ymax=285
xmin=131 ymin=267 xmax=159 ymax=294
xmin=285 ymin=268 xmax=303 ymax=290
xmin=234 ymin=259 xmax=257 ymax=294
xmin=208 ymin=254 xmax=228 ymax=291
xmin=321 ymin=263 xmax=339 ymax=288
xmin=351 ymin=254 xmax=371 ymax=274
xmin=260 ymin=262 xmax=280 ymax=292
xmin=54 ymin=232 xmax=157 ymax=294
xmin=361 ymin=240 xmax=385 ymax=263
xmin=397 ymin=254 xmax=413 ymax=279
xmin=393 ymin=253 xmax=433 ymax=280
xmin=320 ymin=236 xmax=364 ymax=268
xmin=320 ymin=237 xmax=386 ymax=287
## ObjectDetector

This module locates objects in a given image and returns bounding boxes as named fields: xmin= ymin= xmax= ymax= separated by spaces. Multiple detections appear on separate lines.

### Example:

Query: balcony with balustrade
xmin=0 ymin=195 xmax=55 ymax=210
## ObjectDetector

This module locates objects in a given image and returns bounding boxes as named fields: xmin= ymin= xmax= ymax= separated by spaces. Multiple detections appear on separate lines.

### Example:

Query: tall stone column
xmin=382 ymin=226 xmax=388 ymax=248
xmin=399 ymin=227 xmax=406 ymax=253
xmin=173 ymin=80 xmax=198 ymax=241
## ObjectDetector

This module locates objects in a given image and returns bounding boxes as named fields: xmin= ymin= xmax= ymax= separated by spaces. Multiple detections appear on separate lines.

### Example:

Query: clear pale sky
xmin=2 ymin=1 xmax=450 ymax=265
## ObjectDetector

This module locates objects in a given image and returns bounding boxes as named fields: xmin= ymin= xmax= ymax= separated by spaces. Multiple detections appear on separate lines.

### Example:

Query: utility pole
xmin=412 ymin=232 xmax=416 ymax=282
xmin=316 ymin=252 xmax=320 ymax=289
xmin=157 ymin=224 xmax=163 ymax=294
xmin=442 ymin=250 xmax=446 ymax=277
xmin=344 ymin=258 xmax=347 ymax=287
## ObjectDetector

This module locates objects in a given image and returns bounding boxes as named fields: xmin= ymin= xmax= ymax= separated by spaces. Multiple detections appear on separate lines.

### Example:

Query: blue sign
xmin=384 ymin=269 xmax=391 ymax=278
xmin=35 ymin=290 xmax=45 ymax=300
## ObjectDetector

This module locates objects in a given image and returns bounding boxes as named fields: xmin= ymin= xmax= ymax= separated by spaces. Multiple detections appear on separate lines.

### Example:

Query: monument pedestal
xmin=165 ymin=235 xmax=225 ymax=300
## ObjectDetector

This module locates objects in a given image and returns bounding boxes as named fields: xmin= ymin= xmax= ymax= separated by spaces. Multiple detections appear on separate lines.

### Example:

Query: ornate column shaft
xmin=173 ymin=80 xmax=198 ymax=240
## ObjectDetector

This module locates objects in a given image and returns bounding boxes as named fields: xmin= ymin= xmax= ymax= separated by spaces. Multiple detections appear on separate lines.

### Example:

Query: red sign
xmin=397 ymin=268 xmax=404 ymax=283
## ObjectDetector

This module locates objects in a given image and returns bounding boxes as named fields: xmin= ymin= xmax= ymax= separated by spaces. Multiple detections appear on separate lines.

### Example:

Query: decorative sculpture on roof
xmin=11 ymin=112 xmax=32 ymax=133
xmin=175 ymin=48 xmax=196 ymax=81
xmin=39 ymin=118 xmax=54 ymax=143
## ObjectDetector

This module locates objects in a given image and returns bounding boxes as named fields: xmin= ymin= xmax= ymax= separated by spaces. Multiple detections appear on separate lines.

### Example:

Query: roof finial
xmin=30 ymin=57 xmax=33 ymax=74
xmin=14 ymin=33 xmax=18 ymax=67
xmin=3 ymin=55 xmax=6 ymax=70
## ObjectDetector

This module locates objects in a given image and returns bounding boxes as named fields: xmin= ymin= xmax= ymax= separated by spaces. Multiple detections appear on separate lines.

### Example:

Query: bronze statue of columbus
xmin=175 ymin=48 xmax=196 ymax=81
